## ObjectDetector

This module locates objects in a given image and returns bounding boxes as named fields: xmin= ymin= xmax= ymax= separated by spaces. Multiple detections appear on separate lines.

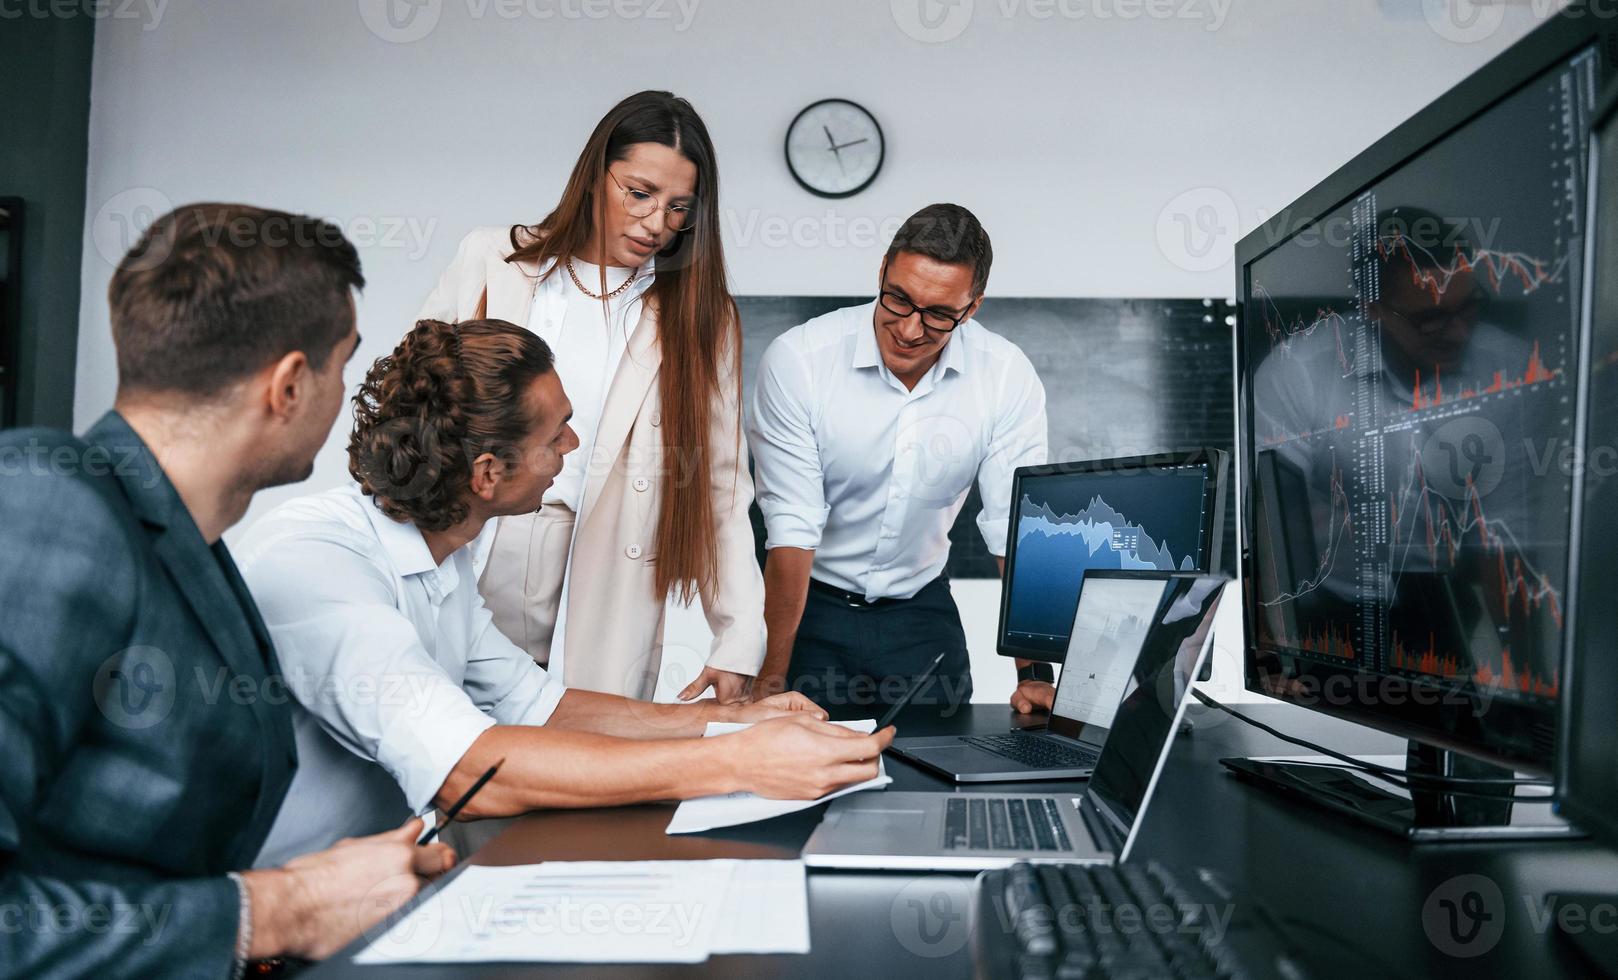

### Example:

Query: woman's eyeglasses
xmin=608 ymin=170 xmax=697 ymax=232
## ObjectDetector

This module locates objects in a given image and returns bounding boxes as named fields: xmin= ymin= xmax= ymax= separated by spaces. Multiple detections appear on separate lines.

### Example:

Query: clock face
xmin=785 ymin=99 xmax=885 ymax=198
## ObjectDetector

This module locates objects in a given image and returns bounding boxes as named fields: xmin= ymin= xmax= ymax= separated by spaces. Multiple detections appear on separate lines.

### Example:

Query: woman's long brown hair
xmin=506 ymin=90 xmax=738 ymax=604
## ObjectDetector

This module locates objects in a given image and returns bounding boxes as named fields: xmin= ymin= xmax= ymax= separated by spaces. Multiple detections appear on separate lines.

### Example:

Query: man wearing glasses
xmin=747 ymin=203 xmax=1049 ymax=713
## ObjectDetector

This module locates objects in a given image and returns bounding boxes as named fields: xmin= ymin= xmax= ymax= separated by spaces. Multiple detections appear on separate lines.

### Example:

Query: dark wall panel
xmin=738 ymin=296 xmax=1237 ymax=578
xmin=0 ymin=12 xmax=94 ymax=429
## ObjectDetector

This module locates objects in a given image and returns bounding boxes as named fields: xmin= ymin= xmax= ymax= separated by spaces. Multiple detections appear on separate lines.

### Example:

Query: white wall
xmin=75 ymin=0 xmax=1560 ymax=702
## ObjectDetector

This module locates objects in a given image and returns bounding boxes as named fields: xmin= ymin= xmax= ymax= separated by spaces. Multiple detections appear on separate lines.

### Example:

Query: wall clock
xmin=784 ymin=99 xmax=885 ymax=199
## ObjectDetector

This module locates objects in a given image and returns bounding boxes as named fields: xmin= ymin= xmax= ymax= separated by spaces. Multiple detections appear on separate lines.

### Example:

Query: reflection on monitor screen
xmin=1242 ymin=42 xmax=1599 ymax=767
xmin=1003 ymin=463 xmax=1214 ymax=658
xmin=1086 ymin=576 xmax=1225 ymax=853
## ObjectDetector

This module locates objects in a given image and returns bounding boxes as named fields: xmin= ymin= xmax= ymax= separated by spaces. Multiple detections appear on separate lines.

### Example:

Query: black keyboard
xmin=976 ymin=861 xmax=1312 ymax=980
xmin=943 ymin=797 xmax=1074 ymax=851
xmin=962 ymin=733 xmax=1100 ymax=771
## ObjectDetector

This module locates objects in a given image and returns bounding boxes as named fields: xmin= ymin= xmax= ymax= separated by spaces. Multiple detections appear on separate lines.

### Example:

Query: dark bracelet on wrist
xmin=1017 ymin=663 xmax=1055 ymax=684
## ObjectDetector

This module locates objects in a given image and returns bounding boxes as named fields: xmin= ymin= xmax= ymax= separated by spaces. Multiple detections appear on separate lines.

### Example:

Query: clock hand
xmin=822 ymin=125 xmax=848 ymax=176
xmin=831 ymin=137 xmax=870 ymax=151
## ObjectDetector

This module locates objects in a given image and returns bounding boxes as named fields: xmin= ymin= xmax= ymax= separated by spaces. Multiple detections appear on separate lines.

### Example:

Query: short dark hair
xmin=109 ymin=202 xmax=364 ymax=398
xmin=883 ymin=203 xmax=993 ymax=297
xmin=349 ymin=319 xmax=557 ymax=532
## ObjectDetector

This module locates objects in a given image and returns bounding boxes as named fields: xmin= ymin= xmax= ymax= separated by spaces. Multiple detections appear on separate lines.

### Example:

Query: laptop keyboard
xmin=962 ymin=733 xmax=1100 ymax=771
xmin=943 ymin=797 xmax=1074 ymax=851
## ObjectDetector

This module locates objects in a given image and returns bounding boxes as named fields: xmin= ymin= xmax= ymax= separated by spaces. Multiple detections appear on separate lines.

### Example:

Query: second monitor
xmin=997 ymin=450 xmax=1228 ymax=663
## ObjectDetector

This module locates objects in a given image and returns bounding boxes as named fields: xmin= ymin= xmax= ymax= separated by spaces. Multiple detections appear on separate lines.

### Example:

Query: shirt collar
xmin=851 ymin=300 xmax=969 ymax=378
xmin=362 ymin=499 xmax=443 ymax=580
xmin=937 ymin=325 xmax=967 ymax=377
xmin=852 ymin=301 xmax=882 ymax=370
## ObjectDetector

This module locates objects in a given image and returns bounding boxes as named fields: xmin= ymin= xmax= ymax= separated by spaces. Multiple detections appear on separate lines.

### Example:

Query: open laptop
xmin=890 ymin=570 xmax=1203 ymax=782
xmin=802 ymin=574 xmax=1226 ymax=871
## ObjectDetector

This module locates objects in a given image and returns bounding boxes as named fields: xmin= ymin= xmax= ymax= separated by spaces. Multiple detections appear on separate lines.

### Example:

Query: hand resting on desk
xmin=1011 ymin=679 xmax=1056 ymax=714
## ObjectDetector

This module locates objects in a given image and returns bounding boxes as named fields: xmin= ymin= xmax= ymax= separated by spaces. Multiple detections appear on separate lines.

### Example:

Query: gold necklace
xmin=566 ymin=258 xmax=638 ymax=301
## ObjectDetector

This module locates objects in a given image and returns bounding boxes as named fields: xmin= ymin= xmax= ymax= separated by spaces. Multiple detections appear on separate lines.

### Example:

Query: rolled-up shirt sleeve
xmin=244 ymin=530 xmax=503 ymax=814
xmin=463 ymin=596 xmax=567 ymax=728
xmin=747 ymin=336 xmax=831 ymax=550
xmin=977 ymin=346 xmax=1049 ymax=555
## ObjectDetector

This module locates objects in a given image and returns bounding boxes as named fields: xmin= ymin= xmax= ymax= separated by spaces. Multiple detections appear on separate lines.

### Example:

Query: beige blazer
xmin=418 ymin=226 xmax=766 ymax=696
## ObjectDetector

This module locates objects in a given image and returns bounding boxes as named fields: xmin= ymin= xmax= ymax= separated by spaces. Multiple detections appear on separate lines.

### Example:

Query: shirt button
xmin=633 ymin=478 xmax=650 ymax=492
xmin=626 ymin=544 xmax=643 ymax=560
xmin=649 ymin=411 xmax=662 ymax=427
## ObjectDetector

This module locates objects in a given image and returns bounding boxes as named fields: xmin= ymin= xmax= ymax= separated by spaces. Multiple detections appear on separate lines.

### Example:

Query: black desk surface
xmin=307 ymin=702 xmax=1617 ymax=979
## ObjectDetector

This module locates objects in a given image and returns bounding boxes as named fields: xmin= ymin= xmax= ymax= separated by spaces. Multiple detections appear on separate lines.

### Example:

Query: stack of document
xmin=355 ymin=859 xmax=810 ymax=965
xmin=665 ymin=718 xmax=892 ymax=835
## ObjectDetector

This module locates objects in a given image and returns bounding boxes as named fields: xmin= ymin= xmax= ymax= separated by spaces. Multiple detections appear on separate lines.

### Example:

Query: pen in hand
xmin=418 ymin=758 xmax=504 ymax=845
xmin=875 ymin=652 xmax=946 ymax=732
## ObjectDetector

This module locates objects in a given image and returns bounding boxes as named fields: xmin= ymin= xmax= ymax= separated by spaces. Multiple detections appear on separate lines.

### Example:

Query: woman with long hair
xmin=419 ymin=90 xmax=762 ymax=703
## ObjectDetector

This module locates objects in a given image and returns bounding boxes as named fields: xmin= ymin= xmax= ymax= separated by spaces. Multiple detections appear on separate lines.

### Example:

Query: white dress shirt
xmin=530 ymin=257 xmax=652 ymax=512
xmin=238 ymin=486 xmax=568 ymax=867
xmin=748 ymin=300 xmax=1048 ymax=601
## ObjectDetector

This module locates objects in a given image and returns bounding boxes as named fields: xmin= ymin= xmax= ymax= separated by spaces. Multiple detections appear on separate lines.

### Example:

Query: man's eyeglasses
xmin=608 ymin=170 xmax=696 ymax=232
xmin=878 ymin=289 xmax=972 ymax=333
xmin=1382 ymin=287 xmax=1487 ymax=334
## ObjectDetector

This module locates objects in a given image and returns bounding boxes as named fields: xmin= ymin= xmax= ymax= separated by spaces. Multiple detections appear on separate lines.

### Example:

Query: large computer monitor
xmin=1546 ymin=79 xmax=1618 ymax=975
xmin=997 ymin=450 xmax=1227 ymax=662
xmin=1559 ymin=81 xmax=1618 ymax=851
xmin=1237 ymin=10 xmax=1615 ymax=782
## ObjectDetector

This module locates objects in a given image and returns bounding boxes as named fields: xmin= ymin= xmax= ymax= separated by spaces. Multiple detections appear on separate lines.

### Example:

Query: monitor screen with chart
xmin=997 ymin=451 xmax=1225 ymax=662
xmin=1238 ymin=24 xmax=1607 ymax=771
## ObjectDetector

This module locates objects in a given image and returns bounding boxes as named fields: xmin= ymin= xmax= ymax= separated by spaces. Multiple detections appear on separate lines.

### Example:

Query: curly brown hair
xmin=348 ymin=319 xmax=555 ymax=532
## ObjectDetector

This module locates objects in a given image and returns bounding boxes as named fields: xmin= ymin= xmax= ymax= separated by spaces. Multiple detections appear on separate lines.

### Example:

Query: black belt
xmin=809 ymin=577 xmax=936 ymax=609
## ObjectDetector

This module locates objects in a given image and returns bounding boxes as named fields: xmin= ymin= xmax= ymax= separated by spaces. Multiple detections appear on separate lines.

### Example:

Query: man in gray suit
xmin=0 ymin=203 xmax=454 ymax=978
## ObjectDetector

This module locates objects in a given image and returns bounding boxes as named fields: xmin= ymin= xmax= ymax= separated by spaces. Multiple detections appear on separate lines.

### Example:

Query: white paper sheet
xmin=711 ymin=860 xmax=811 ymax=954
xmin=665 ymin=719 xmax=892 ymax=835
xmin=354 ymin=858 xmax=810 ymax=964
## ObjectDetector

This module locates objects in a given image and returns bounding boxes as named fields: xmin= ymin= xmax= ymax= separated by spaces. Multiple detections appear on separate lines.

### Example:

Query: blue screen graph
xmin=1003 ymin=465 xmax=1213 ymax=657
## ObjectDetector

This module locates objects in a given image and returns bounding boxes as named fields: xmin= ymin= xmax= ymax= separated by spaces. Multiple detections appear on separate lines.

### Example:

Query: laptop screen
xmin=1082 ymin=575 xmax=1227 ymax=860
xmin=1047 ymin=574 xmax=1179 ymax=746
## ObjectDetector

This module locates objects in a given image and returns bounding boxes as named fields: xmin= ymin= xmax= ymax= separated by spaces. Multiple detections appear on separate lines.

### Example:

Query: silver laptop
xmin=802 ymin=574 xmax=1226 ymax=871
xmin=889 ymin=571 xmax=1203 ymax=782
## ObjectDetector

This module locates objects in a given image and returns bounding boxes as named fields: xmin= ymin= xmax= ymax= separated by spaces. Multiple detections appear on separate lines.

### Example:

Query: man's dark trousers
xmin=786 ymin=576 xmax=973 ymax=718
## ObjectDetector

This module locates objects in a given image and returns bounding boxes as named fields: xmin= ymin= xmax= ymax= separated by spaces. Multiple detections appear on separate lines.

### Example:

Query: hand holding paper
xmin=667 ymin=719 xmax=893 ymax=835
xmin=723 ymin=715 xmax=892 ymax=800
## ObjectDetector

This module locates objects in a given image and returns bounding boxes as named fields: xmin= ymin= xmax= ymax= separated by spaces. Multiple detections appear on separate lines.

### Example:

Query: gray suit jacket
xmin=0 ymin=412 xmax=298 ymax=978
